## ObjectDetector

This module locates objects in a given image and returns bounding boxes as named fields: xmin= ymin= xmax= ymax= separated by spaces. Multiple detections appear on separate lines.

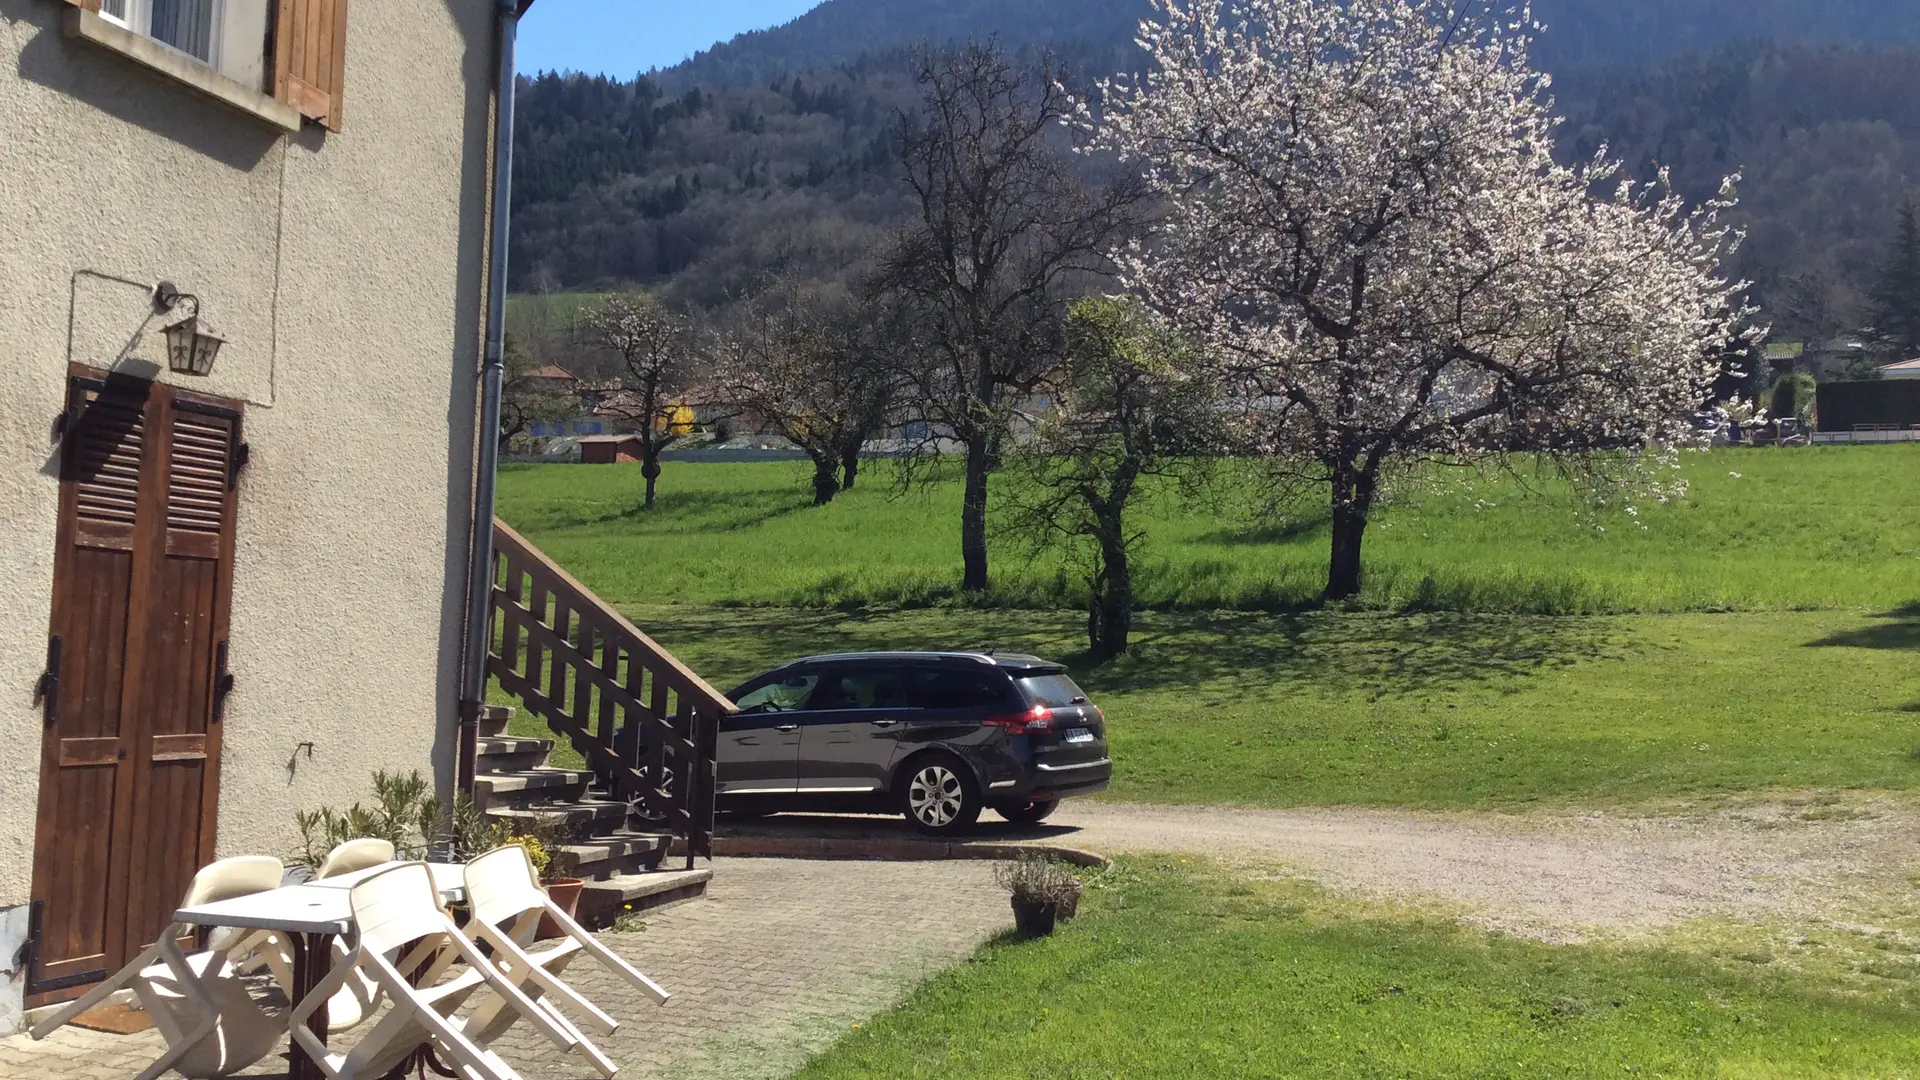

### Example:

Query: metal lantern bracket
xmin=151 ymin=282 xmax=226 ymax=377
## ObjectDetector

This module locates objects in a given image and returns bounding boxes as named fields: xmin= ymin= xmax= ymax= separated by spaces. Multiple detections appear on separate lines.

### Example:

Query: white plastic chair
xmin=30 ymin=856 xmax=286 ymax=1080
xmin=288 ymin=861 xmax=580 ymax=1080
xmin=316 ymin=837 xmax=398 ymax=880
xmin=240 ymin=837 xmax=399 ymax=1031
xmin=460 ymin=845 xmax=671 ymax=1078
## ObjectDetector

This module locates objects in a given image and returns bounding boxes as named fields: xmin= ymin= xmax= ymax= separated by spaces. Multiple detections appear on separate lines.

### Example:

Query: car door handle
xmin=870 ymin=719 xmax=898 ymax=728
xmin=776 ymin=724 xmax=799 ymax=732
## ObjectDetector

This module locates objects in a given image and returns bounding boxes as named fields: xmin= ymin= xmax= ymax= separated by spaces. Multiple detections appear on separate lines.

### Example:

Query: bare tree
xmin=1094 ymin=0 xmax=1755 ymax=600
xmin=708 ymin=285 xmax=897 ymax=505
xmin=1004 ymin=297 xmax=1224 ymax=659
xmin=581 ymin=292 xmax=699 ymax=509
xmin=873 ymin=41 xmax=1145 ymax=593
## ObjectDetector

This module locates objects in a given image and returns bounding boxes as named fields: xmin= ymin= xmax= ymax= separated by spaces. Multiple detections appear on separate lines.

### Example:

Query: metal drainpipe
xmin=457 ymin=0 xmax=523 ymax=800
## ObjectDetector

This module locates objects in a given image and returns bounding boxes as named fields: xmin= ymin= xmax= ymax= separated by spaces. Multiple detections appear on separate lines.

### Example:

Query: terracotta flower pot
xmin=538 ymin=878 xmax=585 ymax=939
xmin=1011 ymin=897 xmax=1058 ymax=938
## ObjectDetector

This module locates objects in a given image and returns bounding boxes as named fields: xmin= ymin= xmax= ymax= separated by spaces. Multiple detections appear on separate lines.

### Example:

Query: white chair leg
xmin=131 ymin=935 xmax=224 ymax=1080
xmin=547 ymin=903 xmax=671 ymax=1005
xmin=475 ymin=925 xmax=618 ymax=1035
xmin=27 ymin=937 xmax=168 ymax=1040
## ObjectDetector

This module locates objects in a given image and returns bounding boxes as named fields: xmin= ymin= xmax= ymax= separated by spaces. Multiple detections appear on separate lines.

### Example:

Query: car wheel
xmin=900 ymin=755 xmax=981 ymax=836
xmin=996 ymin=800 xmax=1059 ymax=825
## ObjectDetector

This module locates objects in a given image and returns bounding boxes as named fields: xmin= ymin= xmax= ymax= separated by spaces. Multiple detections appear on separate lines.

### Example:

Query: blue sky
xmin=519 ymin=0 xmax=825 ymax=77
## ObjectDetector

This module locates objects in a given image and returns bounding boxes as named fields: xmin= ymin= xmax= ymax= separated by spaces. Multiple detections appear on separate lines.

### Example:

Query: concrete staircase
xmin=470 ymin=706 xmax=710 ymax=926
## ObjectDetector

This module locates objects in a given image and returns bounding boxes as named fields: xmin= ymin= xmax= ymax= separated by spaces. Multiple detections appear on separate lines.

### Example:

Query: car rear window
xmin=910 ymin=668 xmax=1007 ymax=709
xmin=1017 ymin=673 xmax=1089 ymax=707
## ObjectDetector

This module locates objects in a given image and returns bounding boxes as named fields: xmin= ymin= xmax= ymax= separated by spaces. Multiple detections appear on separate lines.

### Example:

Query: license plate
xmin=1064 ymin=728 xmax=1095 ymax=744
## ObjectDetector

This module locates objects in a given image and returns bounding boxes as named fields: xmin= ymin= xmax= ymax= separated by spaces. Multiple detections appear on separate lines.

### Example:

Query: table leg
xmin=288 ymin=931 xmax=333 ymax=1080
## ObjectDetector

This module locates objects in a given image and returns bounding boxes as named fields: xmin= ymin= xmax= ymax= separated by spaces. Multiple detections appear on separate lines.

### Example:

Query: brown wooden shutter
xmin=29 ymin=369 xmax=242 ymax=1005
xmin=27 ymin=373 xmax=151 ymax=997
xmin=272 ymin=0 xmax=349 ymax=132
xmin=118 ymin=391 xmax=240 ymax=954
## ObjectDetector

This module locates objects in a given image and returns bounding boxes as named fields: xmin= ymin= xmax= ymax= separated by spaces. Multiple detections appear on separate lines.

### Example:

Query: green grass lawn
xmin=497 ymin=445 xmax=1920 ymax=615
xmin=496 ymin=445 xmax=1920 ymax=805
xmin=492 ymin=439 xmax=1920 ymax=1071
xmin=794 ymin=859 xmax=1920 ymax=1079
xmin=509 ymin=603 xmax=1920 ymax=808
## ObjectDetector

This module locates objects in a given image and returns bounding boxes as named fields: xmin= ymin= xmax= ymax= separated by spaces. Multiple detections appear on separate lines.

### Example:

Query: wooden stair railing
xmin=483 ymin=518 xmax=733 ymax=864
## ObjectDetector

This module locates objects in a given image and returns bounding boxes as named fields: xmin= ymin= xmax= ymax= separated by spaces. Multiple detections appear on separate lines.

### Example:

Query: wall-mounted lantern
xmin=152 ymin=282 xmax=227 ymax=377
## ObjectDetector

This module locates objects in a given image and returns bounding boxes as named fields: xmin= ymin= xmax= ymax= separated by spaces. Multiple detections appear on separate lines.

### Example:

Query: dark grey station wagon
xmin=721 ymin=651 xmax=1112 ymax=835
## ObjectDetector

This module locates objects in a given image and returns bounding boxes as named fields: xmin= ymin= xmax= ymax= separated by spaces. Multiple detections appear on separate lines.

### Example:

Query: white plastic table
xmin=171 ymin=862 xmax=466 ymax=1080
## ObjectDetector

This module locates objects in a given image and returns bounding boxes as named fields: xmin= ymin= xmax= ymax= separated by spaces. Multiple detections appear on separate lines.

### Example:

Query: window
xmin=732 ymin=675 xmax=819 ymax=715
xmin=810 ymin=669 xmax=912 ymax=711
xmin=150 ymin=0 xmax=217 ymax=63
xmin=65 ymin=0 xmax=352 ymax=133
xmin=94 ymin=0 xmax=231 ymax=74
xmin=1016 ymin=674 xmax=1090 ymax=708
xmin=910 ymin=669 xmax=1007 ymax=710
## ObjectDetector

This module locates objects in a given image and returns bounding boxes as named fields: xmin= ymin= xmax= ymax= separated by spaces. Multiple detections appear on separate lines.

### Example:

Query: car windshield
xmin=733 ymin=674 xmax=820 ymax=713
xmin=1017 ymin=673 xmax=1089 ymax=708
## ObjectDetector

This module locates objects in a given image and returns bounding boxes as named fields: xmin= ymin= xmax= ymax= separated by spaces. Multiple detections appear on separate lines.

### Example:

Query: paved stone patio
xmin=0 ymin=857 xmax=1009 ymax=1080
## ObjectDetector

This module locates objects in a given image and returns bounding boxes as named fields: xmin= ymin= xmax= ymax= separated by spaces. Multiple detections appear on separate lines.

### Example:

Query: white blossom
xmin=1083 ymin=0 xmax=1758 ymax=597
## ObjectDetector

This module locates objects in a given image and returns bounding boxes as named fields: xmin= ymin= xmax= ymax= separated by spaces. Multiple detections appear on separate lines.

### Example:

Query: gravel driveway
xmin=731 ymin=794 xmax=1920 ymax=942
xmin=1051 ymin=797 xmax=1920 ymax=938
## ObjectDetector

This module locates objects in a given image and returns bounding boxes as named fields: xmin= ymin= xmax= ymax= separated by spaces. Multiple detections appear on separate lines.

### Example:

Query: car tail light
xmin=983 ymin=706 xmax=1053 ymax=734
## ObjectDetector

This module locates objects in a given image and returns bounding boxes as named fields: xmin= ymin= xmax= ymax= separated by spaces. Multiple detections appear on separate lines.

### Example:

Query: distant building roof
xmin=1764 ymin=342 xmax=1805 ymax=361
xmin=525 ymin=365 xmax=576 ymax=381
xmin=1882 ymin=358 xmax=1920 ymax=379
xmin=575 ymin=434 xmax=644 ymax=444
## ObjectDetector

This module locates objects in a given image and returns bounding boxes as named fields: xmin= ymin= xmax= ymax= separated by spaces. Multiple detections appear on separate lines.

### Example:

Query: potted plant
xmin=517 ymin=835 xmax=584 ymax=938
xmin=995 ymin=854 xmax=1082 ymax=938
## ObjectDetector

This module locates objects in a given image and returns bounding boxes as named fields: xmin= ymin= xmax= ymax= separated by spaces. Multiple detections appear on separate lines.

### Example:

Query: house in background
xmin=1882 ymin=358 xmax=1920 ymax=380
xmin=523 ymin=364 xmax=579 ymax=393
xmin=578 ymin=434 xmax=648 ymax=464
xmin=0 ymin=0 xmax=724 ymax=1031
xmin=1763 ymin=341 xmax=1805 ymax=374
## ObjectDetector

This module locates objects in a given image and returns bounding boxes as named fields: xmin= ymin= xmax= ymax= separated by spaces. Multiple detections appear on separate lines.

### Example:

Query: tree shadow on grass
xmin=1808 ymin=603 xmax=1920 ymax=715
xmin=1096 ymin=611 xmax=1627 ymax=700
xmin=1805 ymin=603 xmax=1920 ymax=652
xmin=1194 ymin=513 xmax=1331 ymax=547
xmin=646 ymin=605 xmax=1630 ymax=702
xmin=523 ymin=485 xmax=817 ymax=534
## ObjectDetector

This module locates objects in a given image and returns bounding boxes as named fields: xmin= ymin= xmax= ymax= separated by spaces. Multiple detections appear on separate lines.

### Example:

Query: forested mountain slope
xmin=510 ymin=0 xmax=1920 ymax=338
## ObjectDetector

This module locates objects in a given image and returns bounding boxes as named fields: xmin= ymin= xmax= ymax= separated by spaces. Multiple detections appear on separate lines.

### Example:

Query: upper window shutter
xmin=164 ymin=404 xmax=240 ymax=560
xmin=64 ymin=375 xmax=150 ymax=552
xmin=272 ymin=0 xmax=349 ymax=133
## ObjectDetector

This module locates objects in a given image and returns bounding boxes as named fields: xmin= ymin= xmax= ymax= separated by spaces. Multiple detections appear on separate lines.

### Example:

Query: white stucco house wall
xmin=0 ymin=0 xmax=516 ymax=1029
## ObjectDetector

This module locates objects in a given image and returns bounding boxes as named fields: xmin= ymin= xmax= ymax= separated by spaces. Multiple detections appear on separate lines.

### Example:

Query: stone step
xmin=478 ymin=705 xmax=515 ymax=740
xmin=472 ymin=768 xmax=594 ymax=811
xmin=576 ymin=868 xmax=712 ymax=929
xmin=550 ymin=830 xmax=669 ymax=881
xmin=488 ymin=799 xmax=629 ymax=840
xmin=474 ymin=736 xmax=552 ymax=774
